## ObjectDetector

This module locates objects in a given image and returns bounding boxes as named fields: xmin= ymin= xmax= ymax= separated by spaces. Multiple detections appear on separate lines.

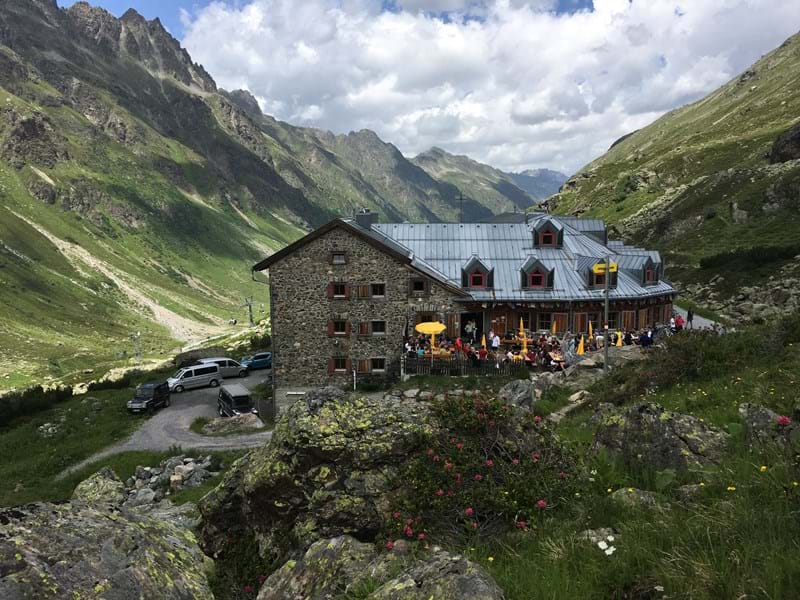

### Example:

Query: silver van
xmin=167 ymin=363 xmax=221 ymax=393
xmin=196 ymin=357 xmax=248 ymax=378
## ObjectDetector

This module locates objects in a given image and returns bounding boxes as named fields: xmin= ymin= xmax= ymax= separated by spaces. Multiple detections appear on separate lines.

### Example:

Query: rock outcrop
xmin=739 ymin=403 xmax=799 ymax=452
xmin=770 ymin=122 xmax=800 ymax=163
xmin=71 ymin=465 xmax=125 ymax=504
xmin=592 ymin=403 xmax=729 ymax=471
xmin=259 ymin=535 xmax=503 ymax=600
xmin=199 ymin=393 xmax=436 ymax=566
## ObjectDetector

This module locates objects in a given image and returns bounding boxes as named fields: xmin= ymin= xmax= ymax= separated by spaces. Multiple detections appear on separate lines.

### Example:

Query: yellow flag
xmin=616 ymin=331 xmax=623 ymax=347
xmin=551 ymin=319 xmax=557 ymax=335
xmin=577 ymin=335 xmax=585 ymax=355
xmin=588 ymin=321 xmax=593 ymax=338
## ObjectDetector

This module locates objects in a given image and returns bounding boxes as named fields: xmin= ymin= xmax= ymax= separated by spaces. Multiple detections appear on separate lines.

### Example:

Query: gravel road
xmin=59 ymin=372 xmax=274 ymax=479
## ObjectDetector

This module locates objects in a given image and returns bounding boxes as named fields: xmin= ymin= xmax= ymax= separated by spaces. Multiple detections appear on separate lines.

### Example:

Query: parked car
xmin=167 ymin=363 xmax=221 ymax=393
xmin=240 ymin=352 xmax=272 ymax=370
xmin=197 ymin=357 xmax=248 ymax=378
xmin=217 ymin=383 xmax=258 ymax=417
xmin=127 ymin=381 xmax=171 ymax=413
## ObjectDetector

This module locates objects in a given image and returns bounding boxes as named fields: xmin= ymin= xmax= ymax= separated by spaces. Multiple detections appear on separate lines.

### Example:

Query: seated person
xmin=478 ymin=346 xmax=488 ymax=362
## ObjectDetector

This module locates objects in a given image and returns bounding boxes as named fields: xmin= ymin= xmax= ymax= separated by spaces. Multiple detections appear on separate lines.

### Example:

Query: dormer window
xmin=593 ymin=272 xmax=606 ymax=287
xmin=461 ymin=256 xmax=493 ymax=289
xmin=532 ymin=219 xmax=563 ymax=248
xmin=540 ymin=230 xmax=555 ymax=247
xmin=470 ymin=272 xmax=485 ymax=288
xmin=529 ymin=270 xmax=546 ymax=288
xmin=645 ymin=267 xmax=655 ymax=283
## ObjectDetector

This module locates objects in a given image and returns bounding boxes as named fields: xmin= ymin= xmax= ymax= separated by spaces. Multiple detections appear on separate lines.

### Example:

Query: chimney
xmin=354 ymin=207 xmax=378 ymax=229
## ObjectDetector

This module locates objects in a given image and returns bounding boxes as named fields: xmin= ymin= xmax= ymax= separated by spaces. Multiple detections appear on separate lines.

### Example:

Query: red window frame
xmin=645 ymin=267 xmax=655 ymax=283
xmin=539 ymin=230 xmax=556 ymax=247
xmin=528 ymin=270 xmax=546 ymax=288
xmin=593 ymin=273 xmax=606 ymax=287
xmin=470 ymin=271 xmax=485 ymax=288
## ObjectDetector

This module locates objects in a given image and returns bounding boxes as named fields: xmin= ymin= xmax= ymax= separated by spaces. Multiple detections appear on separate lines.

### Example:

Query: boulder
xmin=304 ymin=386 xmax=346 ymax=413
xmin=592 ymin=403 xmax=729 ymax=471
xmin=258 ymin=535 xmax=502 ymax=600
xmin=610 ymin=487 xmax=659 ymax=509
xmin=201 ymin=413 xmax=264 ymax=435
xmin=0 ymin=501 xmax=213 ymax=599
xmin=199 ymin=391 xmax=436 ymax=566
xmin=738 ymin=403 xmax=799 ymax=452
xmin=675 ymin=484 xmax=704 ymax=503
xmin=125 ymin=487 xmax=156 ymax=507
xmin=71 ymin=466 xmax=125 ymax=505
xmin=770 ymin=122 xmax=800 ymax=163
xmin=497 ymin=379 xmax=534 ymax=408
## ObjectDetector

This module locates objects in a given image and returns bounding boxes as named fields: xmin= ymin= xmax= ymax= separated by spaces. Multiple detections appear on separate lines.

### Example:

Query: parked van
xmin=217 ymin=384 xmax=258 ymax=417
xmin=167 ymin=363 xmax=221 ymax=393
xmin=197 ymin=357 xmax=248 ymax=378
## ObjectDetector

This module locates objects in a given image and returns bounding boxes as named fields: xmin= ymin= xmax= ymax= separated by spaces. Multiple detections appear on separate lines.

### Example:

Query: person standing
xmin=491 ymin=332 xmax=501 ymax=352
xmin=687 ymin=309 xmax=694 ymax=329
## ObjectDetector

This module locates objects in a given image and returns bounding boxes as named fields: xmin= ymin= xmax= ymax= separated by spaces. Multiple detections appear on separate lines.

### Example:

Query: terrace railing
xmin=402 ymin=354 xmax=530 ymax=378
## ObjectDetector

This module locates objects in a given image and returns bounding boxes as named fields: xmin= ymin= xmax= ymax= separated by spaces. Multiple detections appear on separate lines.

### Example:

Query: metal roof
xmin=372 ymin=215 xmax=674 ymax=302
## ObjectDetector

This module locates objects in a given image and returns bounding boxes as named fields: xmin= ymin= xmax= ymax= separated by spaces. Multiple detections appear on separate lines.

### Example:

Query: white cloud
xmin=182 ymin=0 xmax=800 ymax=174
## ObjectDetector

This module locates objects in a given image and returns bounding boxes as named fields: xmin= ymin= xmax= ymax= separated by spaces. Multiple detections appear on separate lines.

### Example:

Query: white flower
xmin=597 ymin=540 xmax=608 ymax=550
xmin=654 ymin=586 xmax=665 ymax=592
xmin=590 ymin=469 xmax=598 ymax=475
xmin=604 ymin=546 xmax=616 ymax=556
xmin=606 ymin=535 xmax=615 ymax=542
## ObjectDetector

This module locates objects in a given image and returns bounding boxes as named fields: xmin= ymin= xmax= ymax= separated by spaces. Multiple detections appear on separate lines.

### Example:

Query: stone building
xmin=253 ymin=210 xmax=676 ymax=393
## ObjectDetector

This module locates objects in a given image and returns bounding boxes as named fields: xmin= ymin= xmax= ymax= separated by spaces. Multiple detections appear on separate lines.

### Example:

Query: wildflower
xmin=444 ymin=462 xmax=453 ymax=471
xmin=606 ymin=535 xmax=615 ymax=542
xmin=627 ymin=487 xmax=634 ymax=493
xmin=486 ymin=459 xmax=494 ymax=468
xmin=471 ymin=521 xmax=478 ymax=529
xmin=456 ymin=442 xmax=464 ymax=450
xmin=699 ymin=482 xmax=705 ymax=487
xmin=243 ymin=585 xmax=254 ymax=593
xmin=536 ymin=499 xmax=547 ymax=509
xmin=727 ymin=486 xmax=736 ymax=492
xmin=488 ymin=556 xmax=494 ymax=562
xmin=488 ymin=420 xmax=496 ymax=427
xmin=597 ymin=540 xmax=608 ymax=550
xmin=258 ymin=575 xmax=267 ymax=584
xmin=534 ymin=415 xmax=542 ymax=424
xmin=393 ymin=512 xmax=401 ymax=519
xmin=406 ymin=518 xmax=414 ymax=525
xmin=427 ymin=448 xmax=434 ymax=456
xmin=386 ymin=540 xmax=394 ymax=551
xmin=777 ymin=415 xmax=792 ymax=426
xmin=465 ymin=507 xmax=474 ymax=516
xmin=404 ymin=526 xmax=414 ymax=537
xmin=604 ymin=546 xmax=616 ymax=556
xmin=760 ymin=465 xmax=768 ymax=473
xmin=447 ymin=490 xmax=454 ymax=497
xmin=418 ymin=533 xmax=426 ymax=540
xmin=574 ymin=492 xmax=581 ymax=497
xmin=532 ymin=452 xmax=540 ymax=462
xmin=512 ymin=458 xmax=520 ymax=465
xmin=474 ymin=474 xmax=483 ymax=482
xmin=515 ymin=521 xmax=528 ymax=529
xmin=432 ymin=455 xmax=441 ymax=462
xmin=607 ymin=488 xmax=612 ymax=493
xmin=435 ymin=488 xmax=444 ymax=497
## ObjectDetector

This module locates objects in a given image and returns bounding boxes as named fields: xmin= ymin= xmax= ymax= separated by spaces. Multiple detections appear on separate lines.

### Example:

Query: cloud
xmin=182 ymin=0 xmax=800 ymax=174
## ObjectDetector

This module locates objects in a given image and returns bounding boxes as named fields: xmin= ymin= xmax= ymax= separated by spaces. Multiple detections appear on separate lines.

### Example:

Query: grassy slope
xmin=550 ymin=32 xmax=800 ymax=292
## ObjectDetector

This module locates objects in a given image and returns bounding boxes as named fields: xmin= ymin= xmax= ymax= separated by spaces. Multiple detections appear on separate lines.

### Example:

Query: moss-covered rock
xmin=199 ymin=392 xmax=436 ymax=567
xmin=71 ymin=466 xmax=125 ymax=505
xmin=0 ymin=500 xmax=213 ymax=599
xmin=592 ymin=402 xmax=729 ymax=471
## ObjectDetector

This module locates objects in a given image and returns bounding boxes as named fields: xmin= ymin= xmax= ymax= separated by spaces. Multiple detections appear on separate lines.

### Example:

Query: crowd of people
xmin=405 ymin=310 xmax=700 ymax=372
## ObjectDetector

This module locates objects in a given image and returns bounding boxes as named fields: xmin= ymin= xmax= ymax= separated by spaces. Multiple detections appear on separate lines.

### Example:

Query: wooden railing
xmin=402 ymin=355 xmax=530 ymax=378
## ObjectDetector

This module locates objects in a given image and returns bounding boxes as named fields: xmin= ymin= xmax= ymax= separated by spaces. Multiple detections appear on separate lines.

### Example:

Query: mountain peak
xmin=221 ymin=89 xmax=263 ymax=119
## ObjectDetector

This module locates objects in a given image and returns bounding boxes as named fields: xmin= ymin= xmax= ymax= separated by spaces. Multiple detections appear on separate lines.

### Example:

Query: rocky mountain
xmin=412 ymin=146 xmax=544 ymax=212
xmin=549 ymin=31 xmax=800 ymax=319
xmin=0 ymin=0 xmax=539 ymax=389
xmin=506 ymin=168 xmax=569 ymax=200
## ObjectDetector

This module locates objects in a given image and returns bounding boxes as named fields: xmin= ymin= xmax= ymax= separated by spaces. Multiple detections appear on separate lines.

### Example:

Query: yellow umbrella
xmin=481 ymin=333 xmax=487 ymax=349
xmin=551 ymin=319 xmax=557 ymax=335
xmin=588 ymin=321 xmax=593 ymax=338
xmin=577 ymin=335 xmax=585 ymax=355
xmin=616 ymin=331 xmax=623 ymax=347
xmin=519 ymin=317 xmax=528 ymax=354
xmin=415 ymin=321 xmax=446 ymax=351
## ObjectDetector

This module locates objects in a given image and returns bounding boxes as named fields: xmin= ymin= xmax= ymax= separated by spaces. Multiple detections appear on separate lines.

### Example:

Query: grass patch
xmin=190 ymin=416 xmax=211 ymax=434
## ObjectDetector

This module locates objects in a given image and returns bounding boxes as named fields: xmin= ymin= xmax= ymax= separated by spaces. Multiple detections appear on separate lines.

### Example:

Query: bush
xmin=386 ymin=393 xmax=577 ymax=545
xmin=0 ymin=385 xmax=73 ymax=426
xmin=699 ymin=244 xmax=800 ymax=270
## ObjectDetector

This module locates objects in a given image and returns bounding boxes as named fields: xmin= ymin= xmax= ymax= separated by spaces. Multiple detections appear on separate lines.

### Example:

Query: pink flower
xmin=418 ymin=532 xmax=426 ymax=540
xmin=405 ymin=518 xmax=414 ymax=525
xmin=258 ymin=575 xmax=267 ymax=584
xmin=465 ymin=507 xmax=474 ymax=516
xmin=512 ymin=458 xmax=520 ymax=465
xmin=432 ymin=454 xmax=441 ymax=462
xmin=386 ymin=540 xmax=395 ymax=551
xmin=532 ymin=452 xmax=540 ymax=463
xmin=427 ymin=448 xmax=434 ymax=456
xmin=777 ymin=415 xmax=792 ymax=426
xmin=447 ymin=490 xmax=454 ymax=497
xmin=404 ymin=526 xmax=414 ymax=537
xmin=393 ymin=511 xmax=401 ymax=519
xmin=536 ymin=499 xmax=547 ymax=509
xmin=488 ymin=420 xmax=496 ymax=427
xmin=471 ymin=521 xmax=478 ymax=529
xmin=243 ymin=585 xmax=254 ymax=593
xmin=456 ymin=442 xmax=464 ymax=450
xmin=515 ymin=521 xmax=527 ymax=529
xmin=444 ymin=462 xmax=453 ymax=471
xmin=435 ymin=488 xmax=444 ymax=497
xmin=485 ymin=459 xmax=494 ymax=468
xmin=534 ymin=415 xmax=542 ymax=424
xmin=474 ymin=474 xmax=483 ymax=481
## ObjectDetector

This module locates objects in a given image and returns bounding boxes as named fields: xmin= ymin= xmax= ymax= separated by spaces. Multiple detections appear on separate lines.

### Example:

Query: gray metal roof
xmin=371 ymin=215 xmax=675 ymax=302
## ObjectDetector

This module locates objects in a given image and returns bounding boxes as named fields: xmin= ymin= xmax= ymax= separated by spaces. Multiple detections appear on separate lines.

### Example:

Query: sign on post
xmin=592 ymin=262 xmax=618 ymax=274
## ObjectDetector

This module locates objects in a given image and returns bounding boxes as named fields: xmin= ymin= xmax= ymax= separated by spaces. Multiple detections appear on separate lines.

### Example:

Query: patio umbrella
xmin=588 ymin=321 xmax=593 ymax=338
xmin=415 ymin=321 xmax=446 ymax=351
xmin=551 ymin=319 xmax=557 ymax=335
xmin=481 ymin=333 xmax=487 ymax=349
xmin=616 ymin=331 xmax=623 ymax=347
xmin=577 ymin=335 xmax=585 ymax=355
xmin=519 ymin=317 xmax=528 ymax=354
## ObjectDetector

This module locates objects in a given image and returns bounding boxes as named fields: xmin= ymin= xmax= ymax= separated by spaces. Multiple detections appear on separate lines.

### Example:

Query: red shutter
xmin=327 ymin=320 xmax=334 ymax=337
xmin=344 ymin=284 xmax=351 ymax=299
xmin=345 ymin=358 xmax=352 ymax=372
xmin=358 ymin=322 xmax=370 ymax=336
xmin=345 ymin=321 xmax=351 ymax=337
xmin=326 ymin=283 xmax=334 ymax=300
xmin=327 ymin=358 xmax=335 ymax=374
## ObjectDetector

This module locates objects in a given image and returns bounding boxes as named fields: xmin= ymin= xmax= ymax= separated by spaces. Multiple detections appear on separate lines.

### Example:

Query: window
xmin=645 ymin=266 xmax=655 ymax=283
xmin=333 ymin=320 xmax=347 ymax=335
xmin=371 ymin=283 xmax=386 ymax=298
xmin=528 ymin=270 xmax=546 ymax=288
xmin=411 ymin=278 xmax=426 ymax=293
xmin=607 ymin=312 xmax=619 ymax=330
xmin=371 ymin=320 xmax=386 ymax=335
xmin=333 ymin=357 xmax=348 ymax=372
xmin=470 ymin=272 xmax=485 ymax=288
xmin=371 ymin=357 xmax=386 ymax=372
xmin=537 ymin=313 xmax=551 ymax=332
xmin=332 ymin=252 xmax=346 ymax=265
xmin=333 ymin=283 xmax=347 ymax=298
xmin=593 ymin=273 xmax=606 ymax=287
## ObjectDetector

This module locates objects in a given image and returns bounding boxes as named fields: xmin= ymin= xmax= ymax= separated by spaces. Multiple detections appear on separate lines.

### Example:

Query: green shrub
xmin=386 ymin=393 xmax=577 ymax=546
xmin=0 ymin=384 xmax=73 ymax=426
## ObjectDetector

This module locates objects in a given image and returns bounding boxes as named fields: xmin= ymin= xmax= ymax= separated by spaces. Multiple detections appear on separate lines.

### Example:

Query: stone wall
xmin=268 ymin=226 xmax=460 ymax=388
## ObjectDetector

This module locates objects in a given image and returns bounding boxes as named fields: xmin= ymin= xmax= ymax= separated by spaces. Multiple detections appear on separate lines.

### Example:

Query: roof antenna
xmin=459 ymin=192 xmax=463 ymax=224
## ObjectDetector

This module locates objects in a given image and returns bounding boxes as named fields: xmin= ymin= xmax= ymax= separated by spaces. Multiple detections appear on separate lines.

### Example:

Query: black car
xmin=127 ymin=382 xmax=171 ymax=413
xmin=217 ymin=384 xmax=258 ymax=417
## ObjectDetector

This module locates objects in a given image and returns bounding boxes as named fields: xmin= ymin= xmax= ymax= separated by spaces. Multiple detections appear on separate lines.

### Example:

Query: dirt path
xmin=57 ymin=374 xmax=273 ymax=479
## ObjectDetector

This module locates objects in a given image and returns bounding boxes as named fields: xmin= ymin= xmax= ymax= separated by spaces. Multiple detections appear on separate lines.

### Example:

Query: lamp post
xmin=604 ymin=255 xmax=610 ymax=374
